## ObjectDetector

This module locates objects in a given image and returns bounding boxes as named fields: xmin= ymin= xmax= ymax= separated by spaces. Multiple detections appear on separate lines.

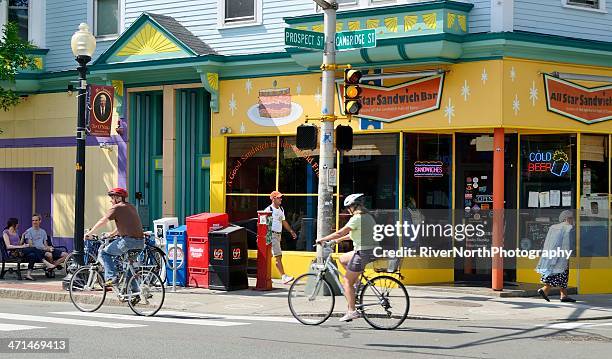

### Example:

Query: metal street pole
xmin=315 ymin=1 xmax=338 ymax=255
xmin=73 ymin=55 xmax=91 ymax=266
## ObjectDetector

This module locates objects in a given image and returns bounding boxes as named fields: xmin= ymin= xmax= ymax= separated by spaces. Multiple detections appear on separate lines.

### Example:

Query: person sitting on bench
xmin=3 ymin=218 xmax=53 ymax=280
xmin=23 ymin=214 xmax=68 ymax=269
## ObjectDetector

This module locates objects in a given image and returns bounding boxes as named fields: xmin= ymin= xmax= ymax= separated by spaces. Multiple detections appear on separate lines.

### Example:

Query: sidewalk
xmin=1 ymin=274 xmax=611 ymax=322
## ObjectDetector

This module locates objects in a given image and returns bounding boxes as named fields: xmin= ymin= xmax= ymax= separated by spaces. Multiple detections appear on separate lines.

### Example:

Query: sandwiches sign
xmin=337 ymin=74 xmax=444 ymax=122
xmin=543 ymin=74 xmax=612 ymax=124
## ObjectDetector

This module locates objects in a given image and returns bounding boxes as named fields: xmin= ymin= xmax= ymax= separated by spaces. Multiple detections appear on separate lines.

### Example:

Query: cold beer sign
xmin=337 ymin=74 xmax=444 ymax=122
xmin=87 ymin=85 xmax=114 ymax=137
xmin=543 ymin=73 xmax=612 ymax=124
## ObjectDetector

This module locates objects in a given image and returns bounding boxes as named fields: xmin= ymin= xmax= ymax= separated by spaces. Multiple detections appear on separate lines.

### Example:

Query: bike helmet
xmin=343 ymin=193 xmax=364 ymax=208
xmin=107 ymin=187 xmax=128 ymax=198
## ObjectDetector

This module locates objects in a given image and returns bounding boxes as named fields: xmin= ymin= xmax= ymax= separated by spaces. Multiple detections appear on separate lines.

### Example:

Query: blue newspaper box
xmin=166 ymin=225 xmax=187 ymax=286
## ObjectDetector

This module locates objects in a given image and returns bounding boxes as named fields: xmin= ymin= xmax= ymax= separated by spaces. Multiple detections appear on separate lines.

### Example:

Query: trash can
xmin=186 ymin=213 xmax=229 ymax=288
xmin=208 ymin=226 xmax=248 ymax=291
xmin=166 ymin=225 xmax=187 ymax=286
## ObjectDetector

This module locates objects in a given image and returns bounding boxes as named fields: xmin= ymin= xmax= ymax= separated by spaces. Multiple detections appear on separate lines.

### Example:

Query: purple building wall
xmin=0 ymin=172 xmax=33 ymax=236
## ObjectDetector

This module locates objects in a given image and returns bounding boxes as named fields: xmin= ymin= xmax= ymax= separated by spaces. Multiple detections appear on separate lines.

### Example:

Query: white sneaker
xmin=339 ymin=310 xmax=360 ymax=322
xmin=281 ymin=274 xmax=294 ymax=284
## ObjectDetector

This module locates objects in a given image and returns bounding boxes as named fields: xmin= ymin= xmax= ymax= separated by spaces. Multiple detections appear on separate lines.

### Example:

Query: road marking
xmin=541 ymin=321 xmax=612 ymax=330
xmin=53 ymin=312 xmax=250 ymax=327
xmin=0 ymin=313 xmax=146 ymax=329
xmin=158 ymin=310 xmax=299 ymax=324
xmin=0 ymin=323 xmax=45 ymax=331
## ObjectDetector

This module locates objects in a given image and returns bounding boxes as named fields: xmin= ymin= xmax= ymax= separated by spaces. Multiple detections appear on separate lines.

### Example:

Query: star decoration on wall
xmin=513 ymin=94 xmax=520 ymax=115
xmin=245 ymin=79 xmax=253 ymax=94
xmin=529 ymin=80 xmax=538 ymax=106
xmin=314 ymin=87 xmax=322 ymax=105
xmin=461 ymin=80 xmax=470 ymax=101
xmin=510 ymin=67 xmax=516 ymax=82
xmin=296 ymin=83 xmax=302 ymax=95
xmin=240 ymin=122 xmax=246 ymax=134
xmin=481 ymin=68 xmax=488 ymax=84
xmin=444 ymin=98 xmax=455 ymax=124
xmin=229 ymin=93 xmax=237 ymax=116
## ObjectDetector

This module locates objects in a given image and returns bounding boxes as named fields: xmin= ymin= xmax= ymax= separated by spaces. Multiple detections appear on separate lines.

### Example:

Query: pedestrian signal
xmin=336 ymin=125 xmax=353 ymax=151
xmin=296 ymin=124 xmax=318 ymax=150
xmin=344 ymin=69 xmax=362 ymax=116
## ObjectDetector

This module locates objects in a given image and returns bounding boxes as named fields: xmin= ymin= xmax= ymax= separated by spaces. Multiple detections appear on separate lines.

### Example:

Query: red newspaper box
xmin=186 ymin=213 xmax=229 ymax=288
xmin=254 ymin=211 xmax=272 ymax=291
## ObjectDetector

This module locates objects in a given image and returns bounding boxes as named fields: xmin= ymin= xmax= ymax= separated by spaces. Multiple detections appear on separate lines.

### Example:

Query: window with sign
xmin=579 ymin=134 xmax=609 ymax=257
xmin=519 ymin=134 xmax=577 ymax=255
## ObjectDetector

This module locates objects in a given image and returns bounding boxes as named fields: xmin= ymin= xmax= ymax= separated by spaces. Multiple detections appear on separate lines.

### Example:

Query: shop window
xmin=579 ymin=135 xmax=609 ymax=257
xmin=519 ymin=134 xmax=577 ymax=255
xmin=226 ymin=137 xmax=276 ymax=194
xmin=95 ymin=0 xmax=119 ymax=37
xmin=225 ymin=196 xmax=269 ymax=250
xmin=404 ymin=133 xmax=452 ymax=250
xmin=8 ymin=0 xmax=28 ymax=41
xmin=338 ymin=133 xmax=399 ymax=252
xmin=279 ymin=137 xmax=320 ymax=194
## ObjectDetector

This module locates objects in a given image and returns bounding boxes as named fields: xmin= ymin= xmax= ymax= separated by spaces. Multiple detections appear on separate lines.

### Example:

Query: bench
xmin=0 ymin=235 xmax=69 ymax=280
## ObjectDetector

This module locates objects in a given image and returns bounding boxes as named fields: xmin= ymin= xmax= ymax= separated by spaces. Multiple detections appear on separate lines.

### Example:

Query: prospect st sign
xmin=285 ymin=28 xmax=376 ymax=51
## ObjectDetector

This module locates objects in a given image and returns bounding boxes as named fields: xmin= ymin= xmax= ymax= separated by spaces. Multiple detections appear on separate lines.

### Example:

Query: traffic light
xmin=343 ymin=69 xmax=362 ymax=116
xmin=336 ymin=124 xmax=353 ymax=151
xmin=296 ymin=124 xmax=318 ymax=150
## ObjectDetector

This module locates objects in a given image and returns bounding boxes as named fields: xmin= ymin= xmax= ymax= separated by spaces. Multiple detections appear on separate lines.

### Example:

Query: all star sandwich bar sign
xmin=544 ymin=73 xmax=612 ymax=124
xmin=337 ymin=74 xmax=444 ymax=122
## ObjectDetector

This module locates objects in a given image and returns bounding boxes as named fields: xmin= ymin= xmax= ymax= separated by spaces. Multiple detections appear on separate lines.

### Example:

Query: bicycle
xmin=68 ymin=234 xmax=165 ymax=316
xmin=288 ymin=242 xmax=409 ymax=330
xmin=64 ymin=232 xmax=167 ymax=284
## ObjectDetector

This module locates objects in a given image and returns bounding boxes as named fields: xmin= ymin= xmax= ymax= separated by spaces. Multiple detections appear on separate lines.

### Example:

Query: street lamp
xmin=70 ymin=23 xmax=96 ymax=266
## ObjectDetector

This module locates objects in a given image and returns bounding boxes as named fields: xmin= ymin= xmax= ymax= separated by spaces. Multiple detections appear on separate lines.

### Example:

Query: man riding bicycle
xmin=317 ymin=193 xmax=377 ymax=322
xmin=84 ymin=187 xmax=144 ymax=288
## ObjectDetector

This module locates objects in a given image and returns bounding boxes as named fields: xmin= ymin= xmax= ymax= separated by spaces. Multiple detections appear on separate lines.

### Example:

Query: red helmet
xmin=107 ymin=187 xmax=128 ymax=198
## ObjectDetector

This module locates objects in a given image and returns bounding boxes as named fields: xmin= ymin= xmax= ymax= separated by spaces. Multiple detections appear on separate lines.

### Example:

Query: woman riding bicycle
xmin=317 ymin=193 xmax=377 ymax=322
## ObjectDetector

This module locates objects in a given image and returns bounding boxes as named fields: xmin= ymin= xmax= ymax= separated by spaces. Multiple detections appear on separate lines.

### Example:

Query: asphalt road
xmin=0 ymin=299 xmax=611 ymax=359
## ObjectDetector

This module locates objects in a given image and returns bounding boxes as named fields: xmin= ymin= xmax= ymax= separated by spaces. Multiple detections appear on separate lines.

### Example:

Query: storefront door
xmin=129 ymin=91 xmax=163 ymax=230
xmin=455 ymin=133 xmax=517 ymax=283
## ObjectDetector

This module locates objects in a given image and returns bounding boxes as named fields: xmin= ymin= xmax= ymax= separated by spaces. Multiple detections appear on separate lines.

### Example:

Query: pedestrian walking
xmin=536 ymin=210 xmax=576 ymax=303
xmin=264 ymin=191 xmax=296 ymax=284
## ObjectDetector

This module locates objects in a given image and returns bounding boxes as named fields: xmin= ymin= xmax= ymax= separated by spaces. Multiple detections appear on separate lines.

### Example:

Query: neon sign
xmin=527 ymin=150 xmax=569 ymax=177
xmin=414 ymin=161 xmax=444 ymax=177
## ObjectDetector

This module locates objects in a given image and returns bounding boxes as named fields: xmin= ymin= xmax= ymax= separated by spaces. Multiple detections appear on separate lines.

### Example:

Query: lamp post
xmin=70 ymin=23 xmax=96 ymax=266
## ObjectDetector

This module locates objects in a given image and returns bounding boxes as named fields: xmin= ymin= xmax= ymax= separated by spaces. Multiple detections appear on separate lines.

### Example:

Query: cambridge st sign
xmin=285 ymin=28 xmax=376 ymax=51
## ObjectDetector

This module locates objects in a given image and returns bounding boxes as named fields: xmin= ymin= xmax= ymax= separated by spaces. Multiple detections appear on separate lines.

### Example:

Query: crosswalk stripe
xmin=0 ymin=323 xmax=45 ymax=332
xmin=0 ymin=313 xmax=146 ymax=329
xmin=541 ymin=321 xmax=612 ymax=330
xmin=158 ymin=310 xmax=299 ymax=324
xmin=53 ymin=312 xmax=250 ymax=327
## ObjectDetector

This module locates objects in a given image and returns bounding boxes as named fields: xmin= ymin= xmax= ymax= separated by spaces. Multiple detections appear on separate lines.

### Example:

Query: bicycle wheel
xmin=69 ymin=266 xmax=106 ymax=312
xmin=126 ymin=270 xmax=165 ymax=316
xmin=359 ymin=275 xmax=409 ymax=330
xmin=142 ymin=247 xmax=167 ymax=283
xmin=288 ymin=273 xmax=335 ymax=325
xmin=64 ymin=253 xmax=96 ymax=275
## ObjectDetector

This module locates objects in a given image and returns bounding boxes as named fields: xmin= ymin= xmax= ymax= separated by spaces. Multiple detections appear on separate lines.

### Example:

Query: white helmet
xmin=344 ymin=193 xmax=364 ymax=207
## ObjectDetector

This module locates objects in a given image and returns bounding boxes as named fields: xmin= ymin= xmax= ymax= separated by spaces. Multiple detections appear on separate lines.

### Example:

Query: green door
xmin=129 ymin=91 xmax=163 ymax=229
xmin=175 ymin=88 xmax=211 ymax=222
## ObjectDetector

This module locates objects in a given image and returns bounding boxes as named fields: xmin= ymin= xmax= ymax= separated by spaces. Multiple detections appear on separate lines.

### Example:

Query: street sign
xmin=285 ymin=28 xmax=377 ymax=51
xmin=284 ymin=28 xmax=324 ymax=50
xmin=335 ymin=29 xmax=376 ymax=51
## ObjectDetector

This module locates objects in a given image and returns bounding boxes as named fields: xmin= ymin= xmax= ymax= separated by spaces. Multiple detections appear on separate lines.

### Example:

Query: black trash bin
xmin=208 ymin=226 xmax=248 ymax=291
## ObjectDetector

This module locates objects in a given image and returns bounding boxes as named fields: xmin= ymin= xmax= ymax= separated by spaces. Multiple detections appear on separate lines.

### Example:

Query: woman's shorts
xmin=347 ymin=250 xmax=376 ymax=272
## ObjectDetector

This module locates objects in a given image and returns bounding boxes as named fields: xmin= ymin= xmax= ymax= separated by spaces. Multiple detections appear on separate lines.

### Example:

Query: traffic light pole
xmin=315 ymin=1 xmax=338 ymax=254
